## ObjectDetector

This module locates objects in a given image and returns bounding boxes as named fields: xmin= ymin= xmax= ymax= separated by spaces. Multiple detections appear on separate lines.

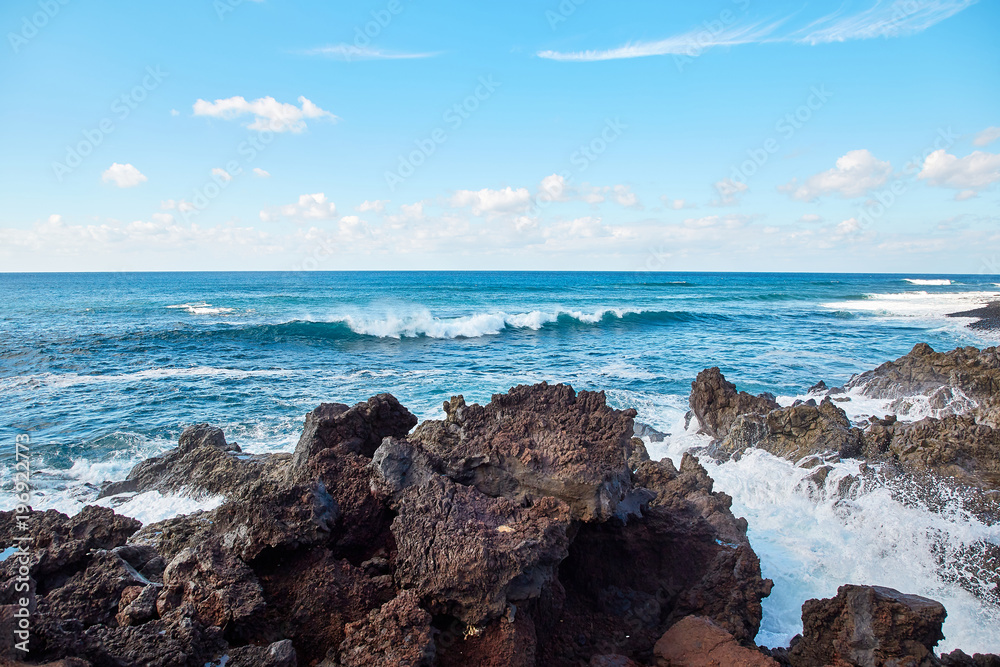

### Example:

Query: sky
xmin=0 ymin=0 xmax=998 ymax=273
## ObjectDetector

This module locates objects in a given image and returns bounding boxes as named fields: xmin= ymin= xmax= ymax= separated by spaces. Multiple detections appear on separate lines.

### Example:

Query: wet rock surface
xmin=1 ymin=383 xmax=772 ymax=666
xmin=5 ymin=368 xmax=996 ymax=666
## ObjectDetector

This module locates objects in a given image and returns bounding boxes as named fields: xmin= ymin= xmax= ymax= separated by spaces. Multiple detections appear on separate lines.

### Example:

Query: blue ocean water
xmin=1 ymin=271 xmax=999 ymax=651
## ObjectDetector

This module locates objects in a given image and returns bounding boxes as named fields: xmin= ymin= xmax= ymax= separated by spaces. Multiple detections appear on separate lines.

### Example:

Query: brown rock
xmin=718 ymin=397 xmax=863 ymax=462
xmin=338 ymin=591 xmax=436 ymax=667
xmin=654 ymin=615 xmax=777 ymax=666
xmin=390 ymin=474 xmax=571 ymax=625
xmin=787 ymin=584 xmax=946 ymax=667
xmin=408 ymin=383 xmax=646 ymax=522
xmin=156 ymin=539 xmax=265 ymax=629
xmin=689 ymin=367 xmax=779 ymax=440
xmin=289 ymin=394 xmax=418 ymax=472
xmin=228 ymin=639 xmax=298 ymax=667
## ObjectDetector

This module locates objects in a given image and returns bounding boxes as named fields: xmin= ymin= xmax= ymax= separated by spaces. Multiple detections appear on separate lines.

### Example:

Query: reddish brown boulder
xmin=408 ymin=384 xmax=646 ymax=522
xmin=689 ymin=368 xmax=779 ymax=440
xmin=338 ymin=591 xmax=436 ymax=667
xmin=289 ymin=394 xmax=418 ymax=471
xmin=654 ymin=616 xmax=777 ymax=666
xmin=786 ymin=584 xmax=946 ymax=667
xmin=390 ymin=474 xmax=572 ymax=625
xmin=155 ymin=539 xmax=265 ymax=629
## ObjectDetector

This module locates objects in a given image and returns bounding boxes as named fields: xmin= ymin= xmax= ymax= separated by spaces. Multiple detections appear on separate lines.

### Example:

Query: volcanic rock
xmin=689 ymin=368 xmax=779 ymax=440
xmin=653 ymin=615 xmax=777 ymax=666
xmin=408 ymin=384 xmax=646 ymax=522
xmin=717 ymin=397 xmax=863 ymax=462
xmin=785 ymin=584 xmax=946 ymax=667
xmin=338 ymin=591 xmax=436 ymax=667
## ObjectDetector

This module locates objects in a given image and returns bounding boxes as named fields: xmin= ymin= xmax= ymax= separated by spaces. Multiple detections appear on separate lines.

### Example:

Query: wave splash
xmin=903 ymin=279 xmax=954 ymax=286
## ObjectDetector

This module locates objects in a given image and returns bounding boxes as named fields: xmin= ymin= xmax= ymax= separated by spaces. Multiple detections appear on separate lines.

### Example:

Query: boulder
xmin=786 ymin=584 xmax=946 ymax=667
xmin=654 ymin=615 xmax=777 ymax=666
xmin=408 ymin=384 xmax=646 ymax=522
xmin=338 ymin=591 xmax=436 ymax=667
xmin=717 ymin=397 xmax=863 ymax=462
xmin=689 ymin=368 xmax=779 ymax=441
xmin=288 ymin=394 xmax=418 ymax=473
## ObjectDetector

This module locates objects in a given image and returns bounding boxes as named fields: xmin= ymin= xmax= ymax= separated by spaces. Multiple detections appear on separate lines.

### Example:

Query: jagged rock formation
xmin=782 ymin=585 xmax=947 ymax=667
xmin=1 ymin=383 xmax=771 ymax=666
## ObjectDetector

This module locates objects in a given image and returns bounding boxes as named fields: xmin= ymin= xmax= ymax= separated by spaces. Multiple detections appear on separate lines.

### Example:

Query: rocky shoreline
xmin=2 ymin=344 xmax=999 ymax=666
xmin=948 ymin=302 xmax=1000 ymax=332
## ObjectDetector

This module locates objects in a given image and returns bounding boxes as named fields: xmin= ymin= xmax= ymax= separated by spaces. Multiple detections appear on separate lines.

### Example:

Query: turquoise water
xmin=1 ymin=271 xmax=998 ymax=651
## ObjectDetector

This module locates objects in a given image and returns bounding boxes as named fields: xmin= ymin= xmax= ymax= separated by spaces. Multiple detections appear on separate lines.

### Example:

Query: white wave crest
xmin=821 ymin=291 xmax=999 ymax=320
xmin=167 ymin=302 xmax=235 ymax=315
xmin=646 ymin=421 xmax=1000 ymax=654
xmin=903 ymin=278 xmax=953 ymax=286
xmin=331 ymin=308 xmax=640 ymax=339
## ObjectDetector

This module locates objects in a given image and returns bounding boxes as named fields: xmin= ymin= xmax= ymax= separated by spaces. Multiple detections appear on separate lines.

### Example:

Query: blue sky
xmin=0 ymin=0 xmax=997 ymax=272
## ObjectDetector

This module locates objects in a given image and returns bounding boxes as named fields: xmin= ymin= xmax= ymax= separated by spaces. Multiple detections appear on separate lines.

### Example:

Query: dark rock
xmin=808 ymin=380 xmax=828 ymax=394
xmin=634 ymin=422 xmax=669 ymax=443
xmin=786 ymin=584 xmax=946 ymax=667
xmin=338 ymin=591 xmax=435 ymax=667
xmin=846 ymin=343 xmax=1000 ymax=421
xmin=156 ymin=539 xmax=265 ymax=629
xmin=408 ymin=384 xmax=645 ymax=522
xmin=388 ymin=473 xmax=572 ymax=625
xmin=717 ymin=397 xmax=862 ymax=462
xmin=227 ymin=639 xmax=298 ymax=667
xmin=689 ymin=368 xmax=780 ymax=440
xmin=940 ymin=648 xmax=1000 ymax=666
xmin=253 ymin=548 xmax=395 ymax=664
xmin=861 ymin=414 xmax=1000 ymax=492
xmin=289 ymin=394 xmax=418 ymax=473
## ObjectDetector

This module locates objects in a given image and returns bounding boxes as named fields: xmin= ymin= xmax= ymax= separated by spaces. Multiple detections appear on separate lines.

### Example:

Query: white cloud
xmin=683 ymin=214 xmax=751 ymax=229
xmin=102 ymin=163 xmax=147 ymax=188
xmin=918 ymin=149 xmax=1000 ymax=197
xmin=260 ymin=193 xmax=338 ymax=222
xmin=450 ymin=186 xmax=533 ymax=216
xmin=538 ymin=21 xmax=782 ymax=61
xmin=836 ymin=217 xmax=863 ymax=235
xmin=799 ymin=213 xmax=823 ymax=223
xmin=973 ymin=126 xmax=1000 ymax=147
xmin=711 ymin=178 xmax=748 ymax=206
xmin=211 ymin=168 xmax=232 ymax=182
xmin=537 ymin=1 xmax=975 ymax=61
xmin=252 ymin=168 xmax=271 ymax=178
xmin=661 ymin=196 xmax=694 ymax=210
xmin=780 ymin=149 xmax=892 ymax=201
xmin=538 ymin=174 xmax=571 ymax=203
xmin=302 ymin=45 xmax=439 ymax=60
xmin=170 ymin=109 xmax=179 ymax=117
xmin=357 ymin=199 xmax=388 ymax=214
xmin=192 ymin=95 xmax=337 ymax=133
xmin=0 ymin=216 xmax=280 ymax=257
xmin=161 ymin=199 xmax=196 ymax=212
xmin=790 ymin=0 xmax=978 ymax=45
xmin=535 ymin=175 xmax=641 ymax=209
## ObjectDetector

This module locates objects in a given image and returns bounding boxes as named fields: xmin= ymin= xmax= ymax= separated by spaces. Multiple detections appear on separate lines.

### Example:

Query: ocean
xmin=1 ymin=271 xmax=999 ymax=652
